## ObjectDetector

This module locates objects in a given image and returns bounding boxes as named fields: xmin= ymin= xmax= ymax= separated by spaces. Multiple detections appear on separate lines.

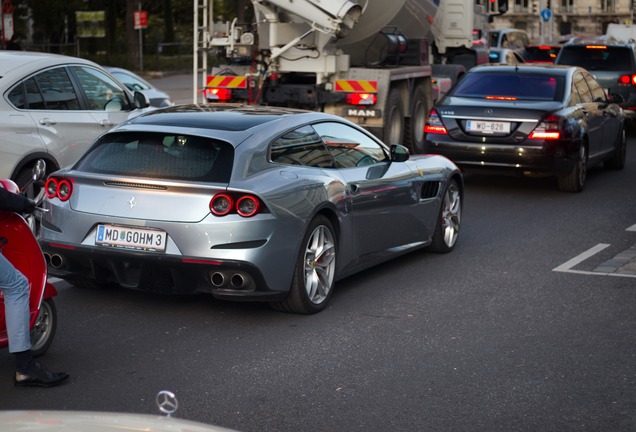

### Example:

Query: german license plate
xmin=96 ymin=224 xmax=167 ymax=252
xmin=466 ymin=120 xmax=510 ymax=134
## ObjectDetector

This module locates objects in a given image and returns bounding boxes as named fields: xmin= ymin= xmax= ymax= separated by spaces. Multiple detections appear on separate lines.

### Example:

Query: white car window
xmin=8 ymin=68 xmax=80 ymax=110
xmin=72 ymin=66 xmax=128 ymax=111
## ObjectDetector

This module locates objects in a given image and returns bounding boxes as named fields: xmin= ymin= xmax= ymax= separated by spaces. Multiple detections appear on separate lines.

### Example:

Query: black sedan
xmin=424 ymin=64 xmax=626 ymax=192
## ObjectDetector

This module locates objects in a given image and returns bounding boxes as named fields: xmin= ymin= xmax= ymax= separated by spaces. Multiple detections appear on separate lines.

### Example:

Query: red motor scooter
xmin=0 ymin=160 xmax=57 ymax=356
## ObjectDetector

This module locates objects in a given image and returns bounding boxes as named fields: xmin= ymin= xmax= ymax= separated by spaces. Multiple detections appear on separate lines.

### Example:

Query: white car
xmin=0 ymin=51 xmax=149 ymax=189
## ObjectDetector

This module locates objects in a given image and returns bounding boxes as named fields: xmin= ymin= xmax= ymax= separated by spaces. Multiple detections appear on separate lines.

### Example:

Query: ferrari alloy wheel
xmin=30 ymin=298 xmax=57 ymax=357
xmin=270 ymin=215 xmax=337 ymax=314
xmin=429 ymin=179 xmax=462 ymax=253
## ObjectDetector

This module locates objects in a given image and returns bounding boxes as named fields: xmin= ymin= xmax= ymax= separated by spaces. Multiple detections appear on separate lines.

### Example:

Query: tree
xmin=125 ymin=0 xmax=140 ymax=68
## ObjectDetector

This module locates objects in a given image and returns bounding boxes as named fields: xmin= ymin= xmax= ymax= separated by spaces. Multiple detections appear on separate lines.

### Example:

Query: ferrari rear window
xmin=451 ymin=73 xmax=565 ymax=101
xmin=75 ymin=132 xmax=234 ymax=183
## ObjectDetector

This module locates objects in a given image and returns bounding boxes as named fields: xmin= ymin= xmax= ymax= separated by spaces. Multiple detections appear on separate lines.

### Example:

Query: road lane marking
xmin=553 ymin=243 xmax=610 ymax=272
xmin=553 ymin=243 xmax=636 ymax=278
xmin=627 ymin=224 xmax=636 ymax=232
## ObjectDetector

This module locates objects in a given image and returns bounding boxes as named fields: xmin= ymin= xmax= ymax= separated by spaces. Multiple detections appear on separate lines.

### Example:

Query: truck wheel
xmin=383 ymin=89 xmax=404 ymax=145
xmin=408 ymin=85 xmax=428 ymax=153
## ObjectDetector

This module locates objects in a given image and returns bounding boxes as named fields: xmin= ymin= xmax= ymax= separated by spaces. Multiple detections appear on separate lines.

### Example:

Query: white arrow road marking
xmin=553 ymin=243 xmax=636 ymax=278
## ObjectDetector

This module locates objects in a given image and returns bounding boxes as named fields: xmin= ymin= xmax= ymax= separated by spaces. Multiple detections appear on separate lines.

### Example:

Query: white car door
xmin=23 ymin=67 xmax=107 ymax=170
xmin=70 ymin=65 xmax=139 ymax=135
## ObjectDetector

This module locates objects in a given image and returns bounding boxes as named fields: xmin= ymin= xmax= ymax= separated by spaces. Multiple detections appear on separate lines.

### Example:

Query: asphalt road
xmin=1 ymin=77 xmax=635 ymax=432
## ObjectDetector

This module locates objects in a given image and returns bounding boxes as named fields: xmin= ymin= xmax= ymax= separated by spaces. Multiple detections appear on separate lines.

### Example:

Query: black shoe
xmin=14 ymin=362 xmax=69 ymax=388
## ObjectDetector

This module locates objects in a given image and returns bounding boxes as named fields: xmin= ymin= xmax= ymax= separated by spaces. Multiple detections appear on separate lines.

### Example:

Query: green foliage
xmin=8 ymin=0 xmax=246 ymax=72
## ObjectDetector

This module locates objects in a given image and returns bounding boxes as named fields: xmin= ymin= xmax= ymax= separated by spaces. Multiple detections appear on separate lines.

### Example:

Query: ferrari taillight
xmin=424 ymin=108 xmax=448 ymax=135
xmin=45 ymin=177 xmax=73 ymax=201
xmin=236 ymin=196 xmax=260 ymax=217
xmin=210 ymin=193 xmax=264 ymax=217
xmin=529 ymin=114 xmax=561 ymax=140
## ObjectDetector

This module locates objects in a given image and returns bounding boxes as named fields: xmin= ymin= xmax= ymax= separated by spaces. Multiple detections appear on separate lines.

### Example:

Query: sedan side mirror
xmin=390 ymin=144 xmax=410 ymax=162
xmin=134 ymin=91 xmax=151 ymax=109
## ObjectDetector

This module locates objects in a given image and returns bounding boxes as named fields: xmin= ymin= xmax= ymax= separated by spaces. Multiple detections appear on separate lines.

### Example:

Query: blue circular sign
xmin=540 ymin=8 xmax=552 ymax=21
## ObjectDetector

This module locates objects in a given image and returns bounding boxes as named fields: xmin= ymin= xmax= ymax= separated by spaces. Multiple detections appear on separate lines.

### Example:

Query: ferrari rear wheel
xmin=428 ymin=179 xmax=461 ymax=253
xmin=270 ymin=215 xmax=337 ymax=314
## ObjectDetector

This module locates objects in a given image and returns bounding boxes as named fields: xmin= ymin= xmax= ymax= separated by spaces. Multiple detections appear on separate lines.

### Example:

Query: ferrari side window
xmin=270 ymin=126 xmax=335 ymax=168
xmin=312 ymin=122 xmax=388 ymax=169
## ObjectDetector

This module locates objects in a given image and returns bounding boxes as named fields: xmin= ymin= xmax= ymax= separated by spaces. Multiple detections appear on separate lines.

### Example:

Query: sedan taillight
xmin=529 ymin=114 xmax=561 ymax=140
xmin=210 ymin=193 xmax=264 ymax=217
xmin=45 ymin=177 xmax=73 ymax=201
xmin=424 ymin=108 xmax=448 ymax=135
xmin=618 ymin=74 xmax=636 ymax=85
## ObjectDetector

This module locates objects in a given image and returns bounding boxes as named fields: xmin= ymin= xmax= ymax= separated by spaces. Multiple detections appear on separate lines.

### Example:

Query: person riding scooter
xmin=0 ymin=186 xmax=69 ymax=387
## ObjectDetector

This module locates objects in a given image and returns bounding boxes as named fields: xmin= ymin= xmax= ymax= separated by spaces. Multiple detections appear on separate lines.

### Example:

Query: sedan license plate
xmin=96 ymin=224 xmax=167 ymax=252
xmin=466 ymin=120 xmax=510 ymax=134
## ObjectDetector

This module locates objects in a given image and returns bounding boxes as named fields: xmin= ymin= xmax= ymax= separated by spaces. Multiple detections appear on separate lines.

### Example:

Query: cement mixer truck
xmin=194 ymin=0 xmax=494 ymax=152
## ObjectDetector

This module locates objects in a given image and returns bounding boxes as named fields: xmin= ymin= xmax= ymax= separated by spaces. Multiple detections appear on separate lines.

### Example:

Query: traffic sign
xmin=134 ymin=10 xmax=148 ymax=30
xmin=540 ymin=8 xmax=552 ymax=21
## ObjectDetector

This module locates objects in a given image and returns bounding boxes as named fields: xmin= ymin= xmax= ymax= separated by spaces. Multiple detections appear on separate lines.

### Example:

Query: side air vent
xmin=421 ymin=181 xmax=440 ymax=200
xmin=103 ymin=181 xmax=168 ymax=190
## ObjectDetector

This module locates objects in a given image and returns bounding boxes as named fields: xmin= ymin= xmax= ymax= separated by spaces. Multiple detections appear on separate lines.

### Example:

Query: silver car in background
xmin=39 ymin=105 xmax=463 ymax=314
xmin=104 ymin=66 xmax=174 ymax=108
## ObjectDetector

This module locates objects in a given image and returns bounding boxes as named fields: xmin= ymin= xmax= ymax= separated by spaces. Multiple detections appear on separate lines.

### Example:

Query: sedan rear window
xmin=523 ymin=46 xmax=560 ymax=63
xmin=451 ymin=72 xmax=565 ymax=101
xmin=557 ymin=46 xmax=634 ymax=71
xmin=75 ymin=132 xmax=234 ymax=183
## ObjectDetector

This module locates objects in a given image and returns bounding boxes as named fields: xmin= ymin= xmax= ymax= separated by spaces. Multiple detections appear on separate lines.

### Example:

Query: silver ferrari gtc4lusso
xmin=39 ymin=105 xmax=463 ymax=314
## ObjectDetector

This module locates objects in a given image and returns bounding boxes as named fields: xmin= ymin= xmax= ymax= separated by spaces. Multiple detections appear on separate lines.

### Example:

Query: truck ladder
xmin=193 ymin=0 xmax=212 ymax=103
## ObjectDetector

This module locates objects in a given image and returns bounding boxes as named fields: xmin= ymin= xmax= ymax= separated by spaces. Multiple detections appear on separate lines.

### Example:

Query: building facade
xmin=491 ymin=0 xmax=634 ymax=43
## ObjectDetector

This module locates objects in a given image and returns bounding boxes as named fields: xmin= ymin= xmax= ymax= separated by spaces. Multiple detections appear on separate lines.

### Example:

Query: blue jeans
xmin=0 ymin=252 xmax=31 ymax=353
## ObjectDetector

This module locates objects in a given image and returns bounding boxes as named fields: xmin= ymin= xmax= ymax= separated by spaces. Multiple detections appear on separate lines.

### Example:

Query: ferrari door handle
xmin=99 ymin=119 xmax=114 ymax=127
xmin=39 ymin=118 xmax=56 ymax=125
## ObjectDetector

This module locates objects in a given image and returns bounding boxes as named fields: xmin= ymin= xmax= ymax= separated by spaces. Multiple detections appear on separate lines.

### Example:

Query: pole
xmin=138 ymin=2 xmax=144 ymax=71
xmin=193 ymin=0 xmax=198 ymax=103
